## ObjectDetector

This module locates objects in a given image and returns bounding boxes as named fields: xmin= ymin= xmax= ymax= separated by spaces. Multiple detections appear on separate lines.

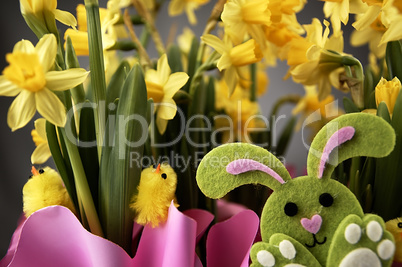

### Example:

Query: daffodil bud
xmin=19 ymin=0 xmax=77 ymax=37
xmin=375 ymin=77 xmax=402 ymax=115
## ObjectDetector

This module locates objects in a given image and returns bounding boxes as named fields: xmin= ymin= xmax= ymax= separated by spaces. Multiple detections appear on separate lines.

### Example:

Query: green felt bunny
xmin=196 ymin=113 xmax=397 ymax=266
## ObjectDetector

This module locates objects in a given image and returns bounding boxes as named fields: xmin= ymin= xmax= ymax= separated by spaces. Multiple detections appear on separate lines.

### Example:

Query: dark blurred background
xmin=0 ymin=0 xmax=368 ymax=257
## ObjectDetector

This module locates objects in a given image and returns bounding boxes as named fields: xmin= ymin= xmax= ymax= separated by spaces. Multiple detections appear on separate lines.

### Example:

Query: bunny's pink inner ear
xmin=226 ymin=159 xmax=286 ymax=184
xmin=318 ymin=126 xmax=355 ymax=178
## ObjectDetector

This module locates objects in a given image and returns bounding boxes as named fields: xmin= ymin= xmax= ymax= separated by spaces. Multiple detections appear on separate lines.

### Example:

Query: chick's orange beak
xmin=31 ymin=166 xmax=39 ymax=176
xmin=155 ymin=164 xmax=161 ymax=174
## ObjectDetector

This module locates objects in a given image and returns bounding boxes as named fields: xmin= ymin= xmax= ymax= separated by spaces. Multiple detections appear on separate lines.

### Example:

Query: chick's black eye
xmin=39 ymin=169 xmax=45 ymax=174
xmin=161 ymin=173 xmax=167 ymax=179
xmin=319 ymin=193 xmax=334 ymax=207
xmin=398 ymin=222 xmax=402 ymax=228
xmin=284 ymin=202 xmax=298 ymax=217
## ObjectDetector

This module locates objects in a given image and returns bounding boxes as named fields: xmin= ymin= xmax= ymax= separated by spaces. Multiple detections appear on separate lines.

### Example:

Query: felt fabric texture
xmin=196 ymin=142 xmax=291 ymax=198
xmin=260 ymin=176 xmax=364 ymax=265
xmin=327 ymin=214 xmax=394 ymax=267
xmin=300 ymin=214 xmax=323 ymax=234
xmin=344 ymin=223 xmax=361 ymax=244
xmin=318 ymin=126 xmax=355 ymax=178
xmin=308 ymin=113 xmax=395 ymax=180
xmin=250 ymin=234 xmax=321 ymax=267
xmin=226 ymin=159 xmax=285 ymax=184
xmin=195 ymin=113 xmax=397 ymax=266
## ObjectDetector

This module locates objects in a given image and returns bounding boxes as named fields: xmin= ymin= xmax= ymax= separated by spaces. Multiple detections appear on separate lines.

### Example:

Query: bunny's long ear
xmin=196 ymin=143 xmax=291 ymax=199
xmin=307 ymin=113 xmax=395 ymax=179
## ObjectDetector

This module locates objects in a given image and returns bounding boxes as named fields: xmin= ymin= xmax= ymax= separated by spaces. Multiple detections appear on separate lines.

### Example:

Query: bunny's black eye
xmin=161 ymin=173 xmax=167 ymax=179
xmin=319 ymin=193 xmax=334 ymax=207
xmin=398 ymin=222 xmax=402 ymax=228
xmin=39 ymin=169 xmax=45 ymax=174
xmin=284 ymin=202 xmax=298 ymax=217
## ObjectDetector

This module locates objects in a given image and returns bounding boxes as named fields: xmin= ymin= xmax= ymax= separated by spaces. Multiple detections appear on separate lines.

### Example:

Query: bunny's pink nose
xmin=300 ymin=214 xmax=322 ymax=234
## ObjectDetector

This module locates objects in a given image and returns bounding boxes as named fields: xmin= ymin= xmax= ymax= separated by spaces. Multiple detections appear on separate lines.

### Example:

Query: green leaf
xmin=343 ymin=97 xmax=360 ymax=113
xmin=182 ymin=37 xmax=200 ymax=93
xmin=373 ymin=91 xmax=402 ymax=220
xmin=78 ymin=102 xmax=99 ymax=212
xmin=106 ymin=60 xmax=130 ymax=110
xmin=46 ymin=121 xmax=78 ymax=211
xmin=167 ymin=44 xmax=184 ymax=72
xmin=65 ymin=36 xmax=86 ymax=105
xmin=376 ymin=102 xmax=391 ymax=123
xmin=85 ymin=0 xmax=107 ymax=157
xmin=363 ymin=67 xmax=375 ymax=109
xmin=275 ymin=116 xmax=296 ymax=157
xmin=99 ymin=64 xmax=148 ymax=254
xmin=386 ymin=40 xmax=402 ymax=81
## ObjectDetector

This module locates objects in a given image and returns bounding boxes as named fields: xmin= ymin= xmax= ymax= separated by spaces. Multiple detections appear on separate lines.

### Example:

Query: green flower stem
xmin=132 ymin=0 xmax=165 ymax=55
xmin=60 ymin=127 xmax=103 ymax=237
xmin=85 ymin=0 xmax=107 ymax=160
xmin=189 ymin=51 xmax=220 ymax=97
xmin=195 ymin=0 xmax=226 ymax=69
xmin=341 ymin=56 xmax=365 ymax=109
xmin=270 ymin=95 xmax=301 ymax=117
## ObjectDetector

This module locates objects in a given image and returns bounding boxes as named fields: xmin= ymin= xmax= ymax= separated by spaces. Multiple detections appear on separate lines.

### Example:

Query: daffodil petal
xmin=224 ymin=66 xmax=238 ymax=96
xmin=13 ymin=39 xmax=35 ymax=54
xmin=168 ymin=0 xmax=185 ymax=16
xmin=36 ymin=34 xmax=57 ymax=72
xmin=217 ymin=55 xmax=232 ymax=71
xmin=156 ymin=115 xmax=169 ymax=135
xmin=7 ymin=90 xmax=36 ymax=131
xmin=31 ymin=143 xmax=51 ymax=164
xmin=158 ymin=98 xmax=177 ymax=120
xmin=380 ymin=21 xmax=402 ymax=45
xmin=145 ymin=69 xmax=159 ymax=84
xmin=352 ymin=6 xmax=380 ymax=30
xmin=54 ymin=9 xmax=77 ymax=28
xmin=0 ymin=76 xmax=21 ymax=96
xmin=43 ymin=0 xmax=57 ymax=11
xmin=201 ymin=34 xmax=227 ymax=55
xmin=45 ymin=69 xmax=89 ymax=91
xmin=157 ymin=54 xmax=171 ymax=85
xmin=35 ymin=88 xmax=66 ymax=127
xmin=164 ymin=72 xmax=189 ymax=98
xmin=35 ymin=118 xmax=47 ymax=139
xmin=185 ymin=5 xmax=197 ymax=25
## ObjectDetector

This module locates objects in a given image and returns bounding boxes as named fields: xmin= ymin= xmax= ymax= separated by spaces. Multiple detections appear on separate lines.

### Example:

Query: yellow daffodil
xmin=350 ymin=14 xmax=387 ymax=58
xmin=322 ymin=0 xmax=367 ymax=37
xmin=221 ymin=0 xmax=271 ymax=45
xmin=201 ymin=34 xmax=263 ymax=95
xmin=31 ymin=118 xmax=51 ymax=164
xmin=289 ymin=19 xmax=346 ymax=100
xmin=353 ymin=0 xmax=402 ymax=45
xmin=168 ymin=0 xmax=210 ymax=25
xmin=375 ymin=77 xmax=402 ymax=115
xmin=145 ymin=54 xmax=189 ymax=134
xmin=64 ymin=4 xmax=119 ymax=56
xmin=20 ymin=0 xmax=77 ymax=35
xmin=0 ymin=34 xmax=89 ymax=131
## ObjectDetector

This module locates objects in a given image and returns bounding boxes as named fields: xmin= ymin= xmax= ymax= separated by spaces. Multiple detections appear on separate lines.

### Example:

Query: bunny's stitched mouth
xmin=305 ymin=234 xmax=327 ymax=248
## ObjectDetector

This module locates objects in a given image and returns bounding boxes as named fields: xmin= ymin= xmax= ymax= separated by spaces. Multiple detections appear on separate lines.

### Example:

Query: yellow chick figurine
xmin=130 ymin=163 xmax=178 ymax=227
xmin=23 ymin=166 xmax=76 ymax=217
xmin=385 ymin=217 xmax=402 ymax=263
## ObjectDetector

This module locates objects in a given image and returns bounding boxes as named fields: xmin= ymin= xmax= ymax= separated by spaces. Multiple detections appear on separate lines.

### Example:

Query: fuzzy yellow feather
xmin=130 ymin=163 xmax=178 ymax=227
xmin=385 ymin=217 xmax=402 ymax=263
xmin=23 ymin=167 xmax=76 ymax=217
